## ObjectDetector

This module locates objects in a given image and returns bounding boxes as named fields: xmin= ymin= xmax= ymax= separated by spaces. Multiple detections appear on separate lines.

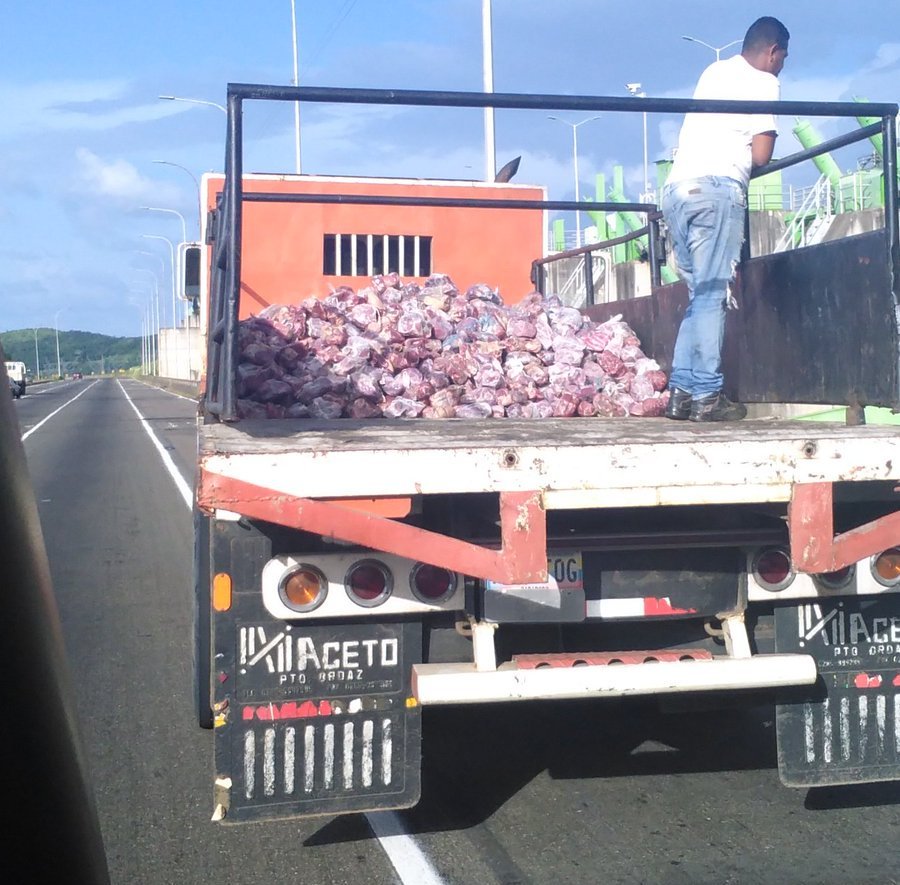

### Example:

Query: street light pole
xmin=53 ymin=309 xmax=63 ymax=379
xmin=482 ymin=0 xmax=496 ymax=182
xmin=152 ymin=161 xmax=202 ymax=238
xmin=141 ymin=233 xmax=176 ymax=331
xmin=33 ymin=328 xmax=41 ymax=381
xmin=289 ymin=0 xmax=302 ymax=174
xmin=681 ymin=35 xmax=742 ymax=61
xmin=134 ymin=269 xmax=160 ymax=376
xmin=548 ymin=115 xmax=602 ymax=248
xmin=158 ymin=95 xmax=227 ymax=114
xmin=141 ymin=206 xmax=187 ymax=328
xmin=133 ymin=284 xmax=158 ymax=374
xmin=141 ymin=206 xmax=187 ymax=249
xmin=625 ymin=84 xmax=650 ymax=200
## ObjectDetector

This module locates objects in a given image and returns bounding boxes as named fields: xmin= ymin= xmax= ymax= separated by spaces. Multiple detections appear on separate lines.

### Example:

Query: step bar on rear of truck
xmin=412 ymin=615 xmax=818 ymax=705
xmin=412 ymin=654 xmax=817 ymax=704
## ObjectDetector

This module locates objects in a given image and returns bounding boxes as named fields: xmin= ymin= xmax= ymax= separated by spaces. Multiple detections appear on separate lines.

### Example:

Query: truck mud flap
xmin=775 ymin=597 xmax=900 ymax=787
xmin=213 ymin=618 xmax=422 ymax=823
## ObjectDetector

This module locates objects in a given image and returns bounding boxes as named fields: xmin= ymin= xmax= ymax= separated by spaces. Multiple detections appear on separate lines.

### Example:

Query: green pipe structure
xmin=854 ymin=96 xmax=884 ymax=158
xmin=552 ymin=218 xmax=566 ymax=252
xmin=584 ymin=173 xmax=609 ymax=242
xmin=792 ymin=119 xmax=843 ymax=187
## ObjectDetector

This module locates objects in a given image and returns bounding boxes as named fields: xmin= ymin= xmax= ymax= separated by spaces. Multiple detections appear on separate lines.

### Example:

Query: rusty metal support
xmin=789 ymin=482 xmax=900 ymax=572
xmin=199 ymin=475 xmax=548 ymax=584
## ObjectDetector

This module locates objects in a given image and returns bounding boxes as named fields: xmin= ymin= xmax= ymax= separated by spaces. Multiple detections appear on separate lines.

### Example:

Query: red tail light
xmin=345 ymin=560 xmax=392 ymax=607
xmin=410 ymin=563 xmax=456 ymax=603
xmin=815 ymin=565 xmax=855 ymax=590
xmin=872 ymin=548 xmax=900 ymax=586
xmin=753 ymin=547 xmax=794 ymax=591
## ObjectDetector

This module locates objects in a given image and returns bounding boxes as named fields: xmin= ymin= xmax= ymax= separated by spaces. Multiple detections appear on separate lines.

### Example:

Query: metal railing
xmin=203 ymin=84 xmax=899 ymax=422
xmin=776 ymin=174 xmax=835 ymax=252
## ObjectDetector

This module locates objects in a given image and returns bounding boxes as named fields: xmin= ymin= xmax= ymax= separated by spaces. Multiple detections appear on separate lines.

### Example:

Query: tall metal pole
xmin=158 ymin=95 xmax=227 ymax=114
xmin=642 ymin=107 xmax=649 ymax=197
xmin=53 ymin=309 xmax=63 ymax=378
xmin=572 ymin=125 xmax=581 ymax=247
xmin=290 ymin=0 xmax=302 ymax=174
xmin=141 ymin=234 xmax=177 ymax=331
xmin=548 ymin=115 xmax=602 ymax=248
xmin=134 ymin=270 xmax=160 ymax=376
xmin=681 ymin=35 xmax=742 ymax=62
xmin=142 ymin=207 xmax=187 ymax=325
xmin=625 ymin=84 xmax=650 ymax=199
xmin=482 ymin=0 xmax=496 ymax=182
xmin=152 ymin=161 xmax=202 ymax=238
xmin=33 ymin=328 xmax=40 ymax=380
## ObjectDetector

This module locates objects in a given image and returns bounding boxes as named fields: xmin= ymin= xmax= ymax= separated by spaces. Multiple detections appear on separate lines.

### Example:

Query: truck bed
xmin=199 ymin=416 xmax=900 ymax=508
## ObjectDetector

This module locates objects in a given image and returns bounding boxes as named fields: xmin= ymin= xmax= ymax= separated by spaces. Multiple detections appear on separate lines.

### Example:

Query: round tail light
xmin=753 ymin=547 xmax=794 ymax=591
xmin=815 ymin=564 xmax=855 ymax=590
xmin=410 ymin=563 xmax=456 ymax=604
xmin=345 ymin=560 xmax=392 ymax=607
xmin=872 ymin=548 xmax=900 ymax=586
xmin=280 ymin=566 xmax=327 ymax=612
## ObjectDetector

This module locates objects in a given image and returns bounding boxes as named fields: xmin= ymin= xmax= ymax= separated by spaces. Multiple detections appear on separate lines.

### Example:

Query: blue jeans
xmin=660 ymin=176 xmax=747 ymax=397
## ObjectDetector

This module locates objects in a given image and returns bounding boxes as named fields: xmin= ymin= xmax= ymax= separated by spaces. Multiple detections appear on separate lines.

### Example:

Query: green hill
xmin=0 ymin=328 xmax=141 ymax=377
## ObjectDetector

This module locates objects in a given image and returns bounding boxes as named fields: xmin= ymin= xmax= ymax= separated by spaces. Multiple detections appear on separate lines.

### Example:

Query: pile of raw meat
xmin=235 ymin=273 xmax=669 ymax=420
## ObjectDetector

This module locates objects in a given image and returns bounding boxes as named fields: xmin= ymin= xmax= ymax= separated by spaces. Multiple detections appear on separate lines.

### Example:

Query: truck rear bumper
xmin=412 ymin=654 xmax=817 ymax=705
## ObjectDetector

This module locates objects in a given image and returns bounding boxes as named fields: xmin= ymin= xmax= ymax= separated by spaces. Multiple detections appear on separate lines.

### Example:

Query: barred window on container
xmin=323 ymin=234 xmax=433 ymax=277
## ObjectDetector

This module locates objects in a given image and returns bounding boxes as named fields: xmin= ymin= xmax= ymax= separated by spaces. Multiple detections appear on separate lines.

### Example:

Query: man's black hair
xmin=742 ymin=16 xmax=790 ymax=52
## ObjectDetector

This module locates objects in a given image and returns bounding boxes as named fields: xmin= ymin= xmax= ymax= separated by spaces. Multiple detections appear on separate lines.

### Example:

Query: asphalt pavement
xmin=12 ymin=377 xmax=900 ymax=885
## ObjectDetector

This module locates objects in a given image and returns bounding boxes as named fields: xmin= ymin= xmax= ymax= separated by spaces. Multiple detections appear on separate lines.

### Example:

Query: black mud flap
xmin=213 ymin=617 xmax=422 ymax=823
xmin=775 ymin=597 xmax=900 ymax=787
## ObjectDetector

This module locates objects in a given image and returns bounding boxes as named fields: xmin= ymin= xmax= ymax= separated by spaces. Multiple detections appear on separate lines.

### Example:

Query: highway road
xmin=12 ymin=377 xmax=900 ymax=885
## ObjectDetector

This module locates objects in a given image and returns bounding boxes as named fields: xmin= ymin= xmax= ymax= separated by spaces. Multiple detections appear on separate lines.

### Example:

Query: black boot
xmin=689 ymin=391 xmax=747 ymax=422
xmin=665 ymin=387 xmax=692 ymax=420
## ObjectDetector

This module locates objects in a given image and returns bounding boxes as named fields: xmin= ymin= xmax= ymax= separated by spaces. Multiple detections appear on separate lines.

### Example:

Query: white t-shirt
xmin=667 ymin=55 xmax=780 ymax=188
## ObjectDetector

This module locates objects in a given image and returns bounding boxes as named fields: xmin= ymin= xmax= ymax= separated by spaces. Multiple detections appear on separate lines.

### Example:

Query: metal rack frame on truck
xmin=195 ymin=84 xmax=900 ymax=823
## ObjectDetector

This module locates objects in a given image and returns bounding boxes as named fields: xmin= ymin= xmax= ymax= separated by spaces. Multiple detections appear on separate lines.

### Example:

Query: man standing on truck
xmin=662 ymin=16 xmax=789 ymax=422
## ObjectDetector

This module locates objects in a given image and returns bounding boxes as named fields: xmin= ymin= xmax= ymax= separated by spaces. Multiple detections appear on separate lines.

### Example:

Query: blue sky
xmin=2 ymin=1 xmax=900 ymax=337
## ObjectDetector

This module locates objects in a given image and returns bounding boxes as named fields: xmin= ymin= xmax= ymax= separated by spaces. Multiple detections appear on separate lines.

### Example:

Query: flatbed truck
xmin=194 ymin=84 xmax=900 ymax=823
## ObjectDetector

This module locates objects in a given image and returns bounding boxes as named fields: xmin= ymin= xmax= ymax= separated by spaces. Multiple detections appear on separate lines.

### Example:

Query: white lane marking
xmin=21 ymin=380 xmax=100 ymax=440
xmin=117 ymin=380 xmax=192 ymax=510
xmin=137 ymin=379 xmax=198 ymax=402
xmin=366 ymin=811 xmax=445 ymax=885
xmin=129 ymin=376 xmax=445 ymax=885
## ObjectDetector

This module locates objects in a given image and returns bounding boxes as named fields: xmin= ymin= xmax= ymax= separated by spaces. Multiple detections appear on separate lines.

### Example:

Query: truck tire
xmin=193 ymin=508 xmax=214 ymax=730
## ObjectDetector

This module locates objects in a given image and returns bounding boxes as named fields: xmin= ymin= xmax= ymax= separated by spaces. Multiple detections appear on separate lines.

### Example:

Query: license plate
xmin=547 ymin=551 xmax=583 ymax=591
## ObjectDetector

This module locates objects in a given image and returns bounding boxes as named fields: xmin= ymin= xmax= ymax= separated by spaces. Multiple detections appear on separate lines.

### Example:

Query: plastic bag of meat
xmin=346 ymin=398 xmax=383 ymax=419
xmin=454 ymin=402 xmax=493 ymax=419
xmin=309 ymin=395 xmax=346 ymax=419
xmin=350 ymin=367 xmax=385 ymax=402
xmin=241 ymin=342 xmax=278 ymax=367
xmin=506 ymin=314 xmax=538 ymax=338
xmin=397 ymin=308 xmax=431 ymax=339
xmin=235 ymin=274 xmax=668 ymax=420
xmin=383 ymin=397 xmax=427 ymax=418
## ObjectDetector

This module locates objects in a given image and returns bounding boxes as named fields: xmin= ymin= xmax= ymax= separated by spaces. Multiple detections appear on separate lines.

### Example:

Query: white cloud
xmin=861 ymin=42 xmax=900 ymax=74
xmin=0 ymin=78 xmax=188 ymax=140
xmin=74 ymin=148 xmax=180 ymax=204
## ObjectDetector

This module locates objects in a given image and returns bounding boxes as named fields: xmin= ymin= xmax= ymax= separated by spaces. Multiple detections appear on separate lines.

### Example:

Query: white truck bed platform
xmin=199 ymin=416 xmax=900 ymax=509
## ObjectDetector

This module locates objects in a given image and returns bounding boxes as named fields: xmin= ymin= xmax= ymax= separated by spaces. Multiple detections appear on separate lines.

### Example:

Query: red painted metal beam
xmin=789 ymin=482 xmax=900 ymax=572
xmin=199 ymin=473 xmax=547 ymax=584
